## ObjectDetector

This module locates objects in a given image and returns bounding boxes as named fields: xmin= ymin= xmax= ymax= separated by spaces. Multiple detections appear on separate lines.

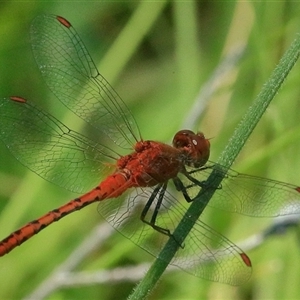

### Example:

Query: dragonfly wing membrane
xmin=209 ymin=167 xmax=300 ymax=217
xmin=182 ymin=164 xmax=300 ymax=217
xmin=98 ymin=185 xmax=251 ymax=285
xmin=30 ymin=14 xmax=140 ymax=150
xmin=0 ymin=97 xmax=115 ymax=193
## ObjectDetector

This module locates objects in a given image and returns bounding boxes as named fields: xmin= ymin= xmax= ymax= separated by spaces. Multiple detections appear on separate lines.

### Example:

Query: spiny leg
xmin=140 ymin=183 xmax=184 ymax=248
xmin=173 ymin=177 xmax=193 ymax=203
xmin=141 ymin=183 xmax=171 ymax=235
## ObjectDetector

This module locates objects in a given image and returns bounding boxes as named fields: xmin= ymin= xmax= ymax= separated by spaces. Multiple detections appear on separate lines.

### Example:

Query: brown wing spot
xmin=240 ymin=252 xmax=252 ymax=267
xmin=10 ymin=96 xmax=26 ymax=103
xmin=56 ymin=16 xmax=72 ymax=28
xmin=295 ymin=187 xmax=300 ymax=193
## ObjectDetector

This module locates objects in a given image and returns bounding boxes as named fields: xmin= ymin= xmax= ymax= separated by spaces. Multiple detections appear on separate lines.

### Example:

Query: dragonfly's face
xmin=172 ymin=130 xmax=210 ymax=168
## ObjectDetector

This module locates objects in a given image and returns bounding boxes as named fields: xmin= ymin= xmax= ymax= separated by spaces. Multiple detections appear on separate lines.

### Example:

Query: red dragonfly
xmin=0 ymin=15 xmax=299 ymax=285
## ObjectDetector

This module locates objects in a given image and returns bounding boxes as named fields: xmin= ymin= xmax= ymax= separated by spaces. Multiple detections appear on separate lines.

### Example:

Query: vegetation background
xmin=0 ymin=1 xmax=300 ymax=299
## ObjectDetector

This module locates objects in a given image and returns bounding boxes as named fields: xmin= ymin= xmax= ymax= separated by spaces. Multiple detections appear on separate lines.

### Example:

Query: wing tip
xmin=240 ymin=252 xmax=252 ymax=267
xmin=56 ymin=16 xmax=72 ymax=28
xmin=10 ymin=96 xmax=27 ymax=103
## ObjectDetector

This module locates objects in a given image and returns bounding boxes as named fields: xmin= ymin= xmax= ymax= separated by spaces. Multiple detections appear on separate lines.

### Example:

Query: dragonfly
xmin=0 ymin=14 xmax=300 ymax=286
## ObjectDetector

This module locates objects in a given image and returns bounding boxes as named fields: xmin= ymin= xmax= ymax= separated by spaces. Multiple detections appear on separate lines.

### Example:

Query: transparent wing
xmin=30 ymin=14 xmax=141 ymax=150
xmin=178 ymin=163 xmax=300 ymax=217
xmin=98 ymin=186 xmax=251 ymax=285
xmin=0 ymin=97 xmax=116 ymax=193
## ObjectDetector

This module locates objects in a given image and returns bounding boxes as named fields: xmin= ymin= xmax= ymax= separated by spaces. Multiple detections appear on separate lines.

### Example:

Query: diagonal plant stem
xmin=129 ymin=34 xmax=300 ymax=299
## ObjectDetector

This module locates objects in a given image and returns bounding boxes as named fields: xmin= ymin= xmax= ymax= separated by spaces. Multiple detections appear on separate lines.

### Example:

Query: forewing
xmin=178 ymin=163 xmax=300 ymax=217
xmin=30 ymin=14 xmax=141 ymax=150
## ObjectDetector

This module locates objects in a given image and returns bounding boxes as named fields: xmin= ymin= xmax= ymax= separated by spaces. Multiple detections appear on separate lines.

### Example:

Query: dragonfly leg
xmin=187 ymin=164 xmax=213 ymax=174
xmin=174 ymin=166 xmax=223 ymax=204
xmin=184 ymin=168 xmax=223 ymax=191
xmin=187 ymin=164 xmax=226 ymax=190
xmin=173 ymin=172 xmax=209 ymax=203
xmin=141 ymin=183 xmax=171 ymax=235
xmin=140 ymin=183 xmax=183 ymax=248
xmin=173 ymin=177 xmax=193 ymax=203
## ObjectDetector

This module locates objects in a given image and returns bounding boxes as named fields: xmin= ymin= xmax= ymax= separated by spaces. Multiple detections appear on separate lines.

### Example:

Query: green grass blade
xmin=129 ymin=31 xmax=300 ymax=300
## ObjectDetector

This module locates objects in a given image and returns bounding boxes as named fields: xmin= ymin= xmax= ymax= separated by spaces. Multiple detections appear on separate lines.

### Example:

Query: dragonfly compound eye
xmin=172 ymin=130 xmax=210 ymax=167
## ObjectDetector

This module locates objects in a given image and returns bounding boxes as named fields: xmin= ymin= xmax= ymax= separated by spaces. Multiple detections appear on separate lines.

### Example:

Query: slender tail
xmin=0 ymin=173 xmax=133 ymax=256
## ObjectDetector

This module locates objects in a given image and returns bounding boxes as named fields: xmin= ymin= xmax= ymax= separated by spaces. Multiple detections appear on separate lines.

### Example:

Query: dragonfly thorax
xmin=116 ymin=140 xmax=184 ymax=187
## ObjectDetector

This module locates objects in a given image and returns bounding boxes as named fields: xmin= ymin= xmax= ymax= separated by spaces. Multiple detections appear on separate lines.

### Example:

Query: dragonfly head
xmin=172 ymin=130 xmax=210 ymax=168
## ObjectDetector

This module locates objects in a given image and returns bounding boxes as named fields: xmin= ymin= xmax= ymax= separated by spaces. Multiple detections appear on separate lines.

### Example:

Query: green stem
xmin=128 ymin=34 xmax=300 ymax=300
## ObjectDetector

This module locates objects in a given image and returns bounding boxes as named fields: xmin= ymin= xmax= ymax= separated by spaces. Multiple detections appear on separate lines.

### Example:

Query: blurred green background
xmin=1 ymin=1 xmax=300 ymax=299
